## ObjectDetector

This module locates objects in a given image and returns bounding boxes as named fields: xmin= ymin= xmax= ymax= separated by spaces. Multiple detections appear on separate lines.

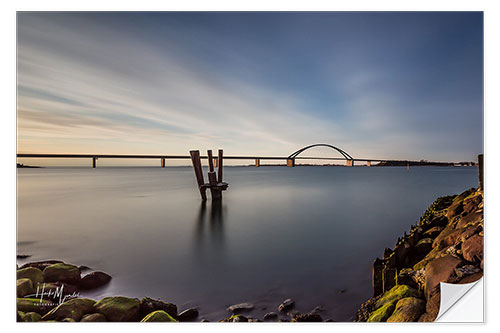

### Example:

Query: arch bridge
xmin=285 ymin=143 xmax=357 ymax=167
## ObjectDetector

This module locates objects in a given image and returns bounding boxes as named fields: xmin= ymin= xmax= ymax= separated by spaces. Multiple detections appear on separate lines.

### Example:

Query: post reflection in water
xmin=193 ymin=200 xmax=226 ymax=257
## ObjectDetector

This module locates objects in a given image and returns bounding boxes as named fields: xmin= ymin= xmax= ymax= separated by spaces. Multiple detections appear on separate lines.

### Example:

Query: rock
xmin=462 ymin=194 xmax=482 ymax=215
xmin=278 ymin=298 xmax=294 ymax=312
xmin=423 ymin=226 xmax=444 ymax=238
xmin=367 ymin=302 xmax=395 ymax=322
xmin=17 ymin=254 xmax=31 ymax=259
xmin=311 ymin=305 xmax=326 ymax=314
xmin=458 ymin=272 xmax=483 ymax=284
xmin=62 ymin=318 xmax=76 ymax=322
xmin=415 ymin=238 xmax=433 ymax=255
xmin=140 ymin=310 xmax=177 ymax=322
xmin=94 ymin=296 xmax=141 ymax=322
xmin=455 ymin=265 xmax=480 ymax=278
xmin=43 ymin=263 xmax=81 ymax=285
xmin=226 ymin=302 xmax=254 ymax=313
xmin=374 ymin=285 xmax=420 ymax=309
xmin=424 ymin=255 xmax=463 ymax=299
xmin=78 ymin=265 xmax=91 ymax=272
xmin=17 ymin=267 xmax=44 ymax=287
xmin=420 ymin=291 xmax=441 ymax=322
xmin=17 ymin=278 xmax=34 ymax=297
xmin=263 ymin=311 xmax=278 ymax=320
xmin=20 ymin=260 xmax=64 ymax=271
xmin=432 ymin=226 xmax=466 ymax=250
xmin=456 ymin=211 xmax=483 ymax=229
xmin=446 ymin=201 xmax=463 ymax=220
xmin=462 ymin=234 xmax=483 ymax=262
xmin=221 ymin=314 xmax=248 ymax=322
xmin=177 ymin=308 xmax=199 ymax=321
xmin=201 ymin=319 xmax=209 ymax=322
xmin=81 ymin=313 xmax=107 ymax=322
xmin=42 ymin=298 xmax=96 ymax=321
xmin=291 ymin=313 xmax=323 ymax=322
xmin=37 ymin=282 xmax=79 ymax=297
xmin=386 ymin=297 xmax=425 ymax=322
xmin=79 ymin=271 xmax=112 ymax=290
xmin=17 ymin=298 xmax=56 ymax=315
xmin=139 ymin=297 xmax=177 ymax=318
xmin=19 ymin=312 xmax=42 ymax=322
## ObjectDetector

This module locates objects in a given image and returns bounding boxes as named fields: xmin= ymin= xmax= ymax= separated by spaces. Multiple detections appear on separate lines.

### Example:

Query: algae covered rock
xmin=291 ymin=313 xmax=323 ymax=322
xmin=19 ymin=311 xmax=42 ymax=322
xmin=140 ymin=310 xmax=177 ymax=322
xmin=17 ymin=298 xmax=56 ymax=315
xmin=43 ymin=263 xmax=81 ymax=284
xmin=81 ymin=313 xmax=107 ymax=322
xmin=79 ymin=271 xmax=112 ymax=290
xmin=374 ymin=285 xmax=420 ymax=309
xmin=42 ymin=298 xmax=96 ymax=321
xmin=386 ymin=297 xmax=425 ymax=322
xmin=278 ymin=298 xmax=294 ymax=312
xmin=94 ymin=296 xmax=141 ymax=322
xmin=17 ymin=278 xmax=34 ymax=298
xmin=221 ymin=314 xmax=248 ymax=322
xmin=367 ymin=302 xmax=395 ymax=322
xmin=139 ymin=297 xmax=177 ymax=318
xmin=17 ymin=267 xmax=44 ymax=287
xmin=20 ymin=260 xmax=64 ymax=271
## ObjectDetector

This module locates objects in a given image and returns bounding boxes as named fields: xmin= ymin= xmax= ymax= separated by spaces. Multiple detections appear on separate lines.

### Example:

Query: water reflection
xmin=193 ymin=200 xmax=226 ymax=256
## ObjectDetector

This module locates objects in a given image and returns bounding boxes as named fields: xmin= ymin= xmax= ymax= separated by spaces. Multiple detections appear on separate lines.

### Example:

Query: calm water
xmin=17 ymin=166 xmax=478 ymax=321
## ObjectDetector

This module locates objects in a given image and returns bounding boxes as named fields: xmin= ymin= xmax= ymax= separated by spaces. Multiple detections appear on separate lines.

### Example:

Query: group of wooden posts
xmin=190 ymin=149 xmax=228 ymax=201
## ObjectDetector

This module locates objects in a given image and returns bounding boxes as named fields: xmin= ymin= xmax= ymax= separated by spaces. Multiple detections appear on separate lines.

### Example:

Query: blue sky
xmin=17 ymin=12 xmax=483 ymax=164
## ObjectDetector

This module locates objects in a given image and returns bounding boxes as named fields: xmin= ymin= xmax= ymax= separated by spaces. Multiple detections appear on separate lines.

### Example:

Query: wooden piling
xmin=217 ymin=149 xmax=223 ymax=183
xmin=208 ymin=171 xmax=221 ymax=200
xmin=478 ymin=154 xmax=484 ymax=192
xmin=207 ymin=150 xmax=215 ymax=172
xmin=189 ymin=150 xmax=207 ymax=201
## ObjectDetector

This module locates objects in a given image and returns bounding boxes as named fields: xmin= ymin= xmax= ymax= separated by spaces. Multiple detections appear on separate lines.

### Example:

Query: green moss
xmin=367 ymin=302 xmax=396 ymax=322
xmin=94 ymin=296 xmax=141 ymax=322
xmin=17 ymin=278 xmax=34 ymax=298
xmin=42 ymin=298 xmax=96 ymax=321
xmin=375 ymin=285 xmax=420 ymax=310
xmin=140 ymin=310 xmax=177 ymax=322
xmin=42 ymin=263 xmax=81 ymax=284
xmin=17 ymin=267 xmax=43 ymax=286
xmin=220 ymin=314 xmax=248 ymax=322
xmin=17 ymin=298 xmax=55 ymax=314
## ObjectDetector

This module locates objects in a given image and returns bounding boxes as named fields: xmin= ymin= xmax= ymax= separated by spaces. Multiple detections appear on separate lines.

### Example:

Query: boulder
xmin=458 ymin=272 xmax=483 ymax=284
xmin=42 ymin=298 xmax=96 ymax=321
xmin=78 ymin=271 xmax=112 ymax=290
xmin=415 ymin=238 xmax=433 ymax=255
xmin=462 ymin=234 xmax=483 ymax=262
xmin=94 ymin=296 xmax=141 ymax=322
xmin=291 ymin=313 xmax=323 ymax=322
xmin=17 ymin=278 xmax=34 ymax=298
xmin=43 ymin=263 xmax=81 ymax=285
xmin=446 ymin=201 xmax=463 ymax=220
xmin=221 ymin=314 xmax=248 ymax=322
xmin=20 ymin=260 xmax=64 ymax=271
xmin=17 ymin=298 xmax=56 ymax=315
xmin=462 ymin=194 xmax=482 ymax=214
xmin=367 ymin=302 xmax=395 ymax=322
xmin=278 ymin=298 xmax=294 ymax=312
xmin=37 ymin=282 xmax=79 ymax=297
xmin=140 ymin=310 xmax=177 ymax=322
xmin=139 ymin=297 xmax=177 ymax=318
xmin=177 ymin=308 xmax=199 ymax=321
xmin=456 ymin=212 xmax=483 ymax=229
xmin=81 ymin=313 xmax=107 ymax=322
xmin=226 ymin=302 xmax=254 ymax=313
xmin=20 ymin=312 xmax=42 ymax=322
xmin=432 ymin=226 xmax=466 ymax=250
xmin=423 ymin=226 xmax=444 ymax=238
xmin=17 ymin=267 xmax=43 ymax=287
xmin=386 ymin=297 xmax=425 ymax=322
xmin=374 ymin=285 xmax=420 ymax=309
xmin=424 ymin=255 xmax=463 ymax=299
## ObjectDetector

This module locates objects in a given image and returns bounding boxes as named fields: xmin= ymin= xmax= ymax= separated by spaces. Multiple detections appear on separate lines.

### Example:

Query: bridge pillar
xmin=366 ymin=161 xmax=371 ymax=167
xmin=92 ymin=157 xmax=97 ymax=168
xmin=287 ymin=158 xmax=295 ymax=167
xmin=255 ymin=159 xmax=260 ymax=167
xmin=161 ymin=158 xmax=165 ymax=168
xmin=346 ymin=159 xmax=354 ymax=167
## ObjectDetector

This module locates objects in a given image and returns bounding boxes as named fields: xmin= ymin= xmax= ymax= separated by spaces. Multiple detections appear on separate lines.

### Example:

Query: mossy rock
xmin=62 ymin=318 xmax=76 ymax=322
xmin=81 ymin=313 xmax=107 ymax=322
xmin=140 ymin=310 xmax=177 ymax=322
xmin=17 ymin=278 xmax=34 ymax=298
xmin=19 ymin=311 xmax=42 ymax=322
xmin=43 ymin=263 xmax=81 ymax=284
xmin=221 ymin=314 xmax=248 ymax=322
xmin=139 ymin=297 xmax=177 ymax=318
xmin=94 ymin=296 xmax=141 ymax=322
xmin=386 ymin=297 xmax=425 ymax=322
xmin=367 ymin=302 xmax=396 ymax=322
xmin=42 ymin=298 xmax=96 ymax=321
xmin=17 ymin=267 xmax=44 ymax=287
xmin=374 ymin=285 xmax=420 ymax=309
xmin=17 ymin=298 xmax=56 ymax=315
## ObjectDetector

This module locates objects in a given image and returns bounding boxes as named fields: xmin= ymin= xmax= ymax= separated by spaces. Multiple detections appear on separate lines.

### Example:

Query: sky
xmin=17 ymin=12 xmax=483 ymax=165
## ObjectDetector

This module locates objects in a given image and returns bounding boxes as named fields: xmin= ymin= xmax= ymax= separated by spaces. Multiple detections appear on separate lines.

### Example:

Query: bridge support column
xmin=255 ymin=159 xmax=260 ymax=167
xmin=366 ymin=161 xmax=371 ymax=167
xmin=92 ymin=157 xmax=97 ymax=168
xmin=287 ymin=158 xmax=295 ymax=167
xmin=346 ymin=159 xmax=354 ymax=167
xmin=161 ymin=158 xmax=165 ymax=168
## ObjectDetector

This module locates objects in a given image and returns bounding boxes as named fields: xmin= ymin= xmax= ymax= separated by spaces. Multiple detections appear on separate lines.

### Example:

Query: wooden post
xmin=255 ymin=159 xmax=260 ymax=167
xmin=190 ymin=150 xmax=207 ymax=201
xmin=208 ymin=171 xmax=221 ymax=200
xmin=207 ymin=150 xmax=214 ymax=172
xmin=161 ymin=158 xmax=165 ymax=168
xmin=92 ymin=157 xmax=97 ymax=168
xmin=478 ymin=154 xmax=484 ymax=192
xmin=217 ymin=149 xmax=223 ymax=183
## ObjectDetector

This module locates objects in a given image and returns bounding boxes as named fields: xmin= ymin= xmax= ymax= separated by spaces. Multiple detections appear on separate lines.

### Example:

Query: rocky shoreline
xmin=355 ymin=187 xmax=484 ymax=322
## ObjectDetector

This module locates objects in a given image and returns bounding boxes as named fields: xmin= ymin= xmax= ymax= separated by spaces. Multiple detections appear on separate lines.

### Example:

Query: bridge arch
xmin=288 ymin=144 xmax=353 ymax=161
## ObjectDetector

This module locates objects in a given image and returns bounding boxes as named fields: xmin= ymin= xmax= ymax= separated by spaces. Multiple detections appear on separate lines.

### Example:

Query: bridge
xmin=16 ymin=144 xmax=471 ymax=168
